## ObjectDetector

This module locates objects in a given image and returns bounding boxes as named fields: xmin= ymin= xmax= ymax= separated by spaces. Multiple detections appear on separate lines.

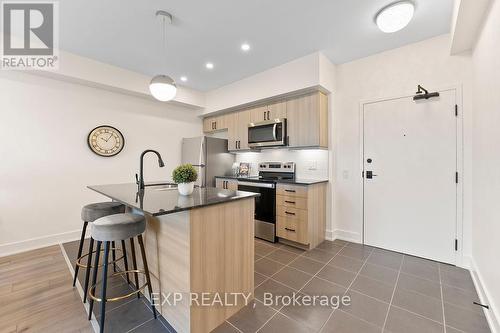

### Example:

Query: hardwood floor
xmin=0 ymin=245 xmax=92 ymax=333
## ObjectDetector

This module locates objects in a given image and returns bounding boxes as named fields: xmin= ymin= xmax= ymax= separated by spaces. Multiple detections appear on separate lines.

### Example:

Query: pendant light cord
xmin=162 ymin=15 xmax=167 ymax=72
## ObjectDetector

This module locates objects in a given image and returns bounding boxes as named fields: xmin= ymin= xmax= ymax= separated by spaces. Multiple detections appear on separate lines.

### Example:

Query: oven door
xmin=237 ymin=181 xmax=276 ymax=242
xmin=248 ymin=119 xmax=286 ymax=148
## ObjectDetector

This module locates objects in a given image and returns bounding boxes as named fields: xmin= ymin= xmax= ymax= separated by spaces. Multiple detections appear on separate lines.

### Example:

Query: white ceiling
xmin=59 ymin=0 xmax=453 ymax=91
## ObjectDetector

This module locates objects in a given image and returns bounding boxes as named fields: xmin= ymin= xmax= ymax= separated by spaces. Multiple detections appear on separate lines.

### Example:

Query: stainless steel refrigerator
xmin=181 ymin=136 xmax=235 ymax=188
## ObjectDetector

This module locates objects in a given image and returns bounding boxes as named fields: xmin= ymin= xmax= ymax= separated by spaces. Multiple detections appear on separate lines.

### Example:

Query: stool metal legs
xmin=129 ymin=238 xmax=140 ymax=299
xmin=121 ymin=240 xmax=130 ymax=284
xmin=99 ymin=242 xmax=110 ymax=333
xmin=111 ymin=241 xmax=117 ymax=273
xmin=73 ymin=221 xmax=88 ymax=287
xmin=87 ymin=237 xmax=157 ymax=332
xmin=82 ymin=237 xmax=94 ymax=303
xmin=138 ymin=234 xmax=157 ymax=319
xmin=88 ymin=241 xmax=102 ymax=320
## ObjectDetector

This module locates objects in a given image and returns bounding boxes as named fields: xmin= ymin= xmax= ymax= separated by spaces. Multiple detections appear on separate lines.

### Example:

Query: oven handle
xmin=238 ymin=181 xmax=275 ymax=189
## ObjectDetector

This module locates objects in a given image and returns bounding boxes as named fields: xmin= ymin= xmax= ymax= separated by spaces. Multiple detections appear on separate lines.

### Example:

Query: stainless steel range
xmin=236 ymin=162 xmax=295 ymax=242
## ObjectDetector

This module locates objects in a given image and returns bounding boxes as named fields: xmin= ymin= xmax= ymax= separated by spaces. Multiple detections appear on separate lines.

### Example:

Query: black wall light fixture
xmin=413 ymin=85 xmax=440 ymax=101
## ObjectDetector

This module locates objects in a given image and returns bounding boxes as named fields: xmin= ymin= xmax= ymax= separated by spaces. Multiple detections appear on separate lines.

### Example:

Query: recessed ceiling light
xmin=180 ymin=76 xmax=187 ymax=82
xmin=205 ymin=62 xmax=214 ymax=70
xmin=241 ymin=43 xmax=251 ymax=52
xmin=375 ymin=1 xmax=415 ymax=33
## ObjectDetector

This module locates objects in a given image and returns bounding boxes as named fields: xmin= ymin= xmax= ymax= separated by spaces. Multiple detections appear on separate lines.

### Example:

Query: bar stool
xmin=74 ymin=202 xmax=126 ymax=303
xmin=87 ymin=213 xmax=156 ymax=332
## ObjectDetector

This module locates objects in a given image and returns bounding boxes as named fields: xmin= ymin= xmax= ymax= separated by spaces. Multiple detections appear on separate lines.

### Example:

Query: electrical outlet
xmin=308 ymin=161 xmax=317 ymax=170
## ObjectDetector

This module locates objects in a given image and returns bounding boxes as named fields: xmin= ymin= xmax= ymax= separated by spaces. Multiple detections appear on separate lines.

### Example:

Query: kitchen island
xmin=88 ymin=183 xmax=258 ymax=333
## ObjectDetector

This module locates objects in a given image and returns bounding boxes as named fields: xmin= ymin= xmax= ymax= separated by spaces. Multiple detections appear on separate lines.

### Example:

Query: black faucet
xmin=136 ymin=149 xmax=165 ymax=191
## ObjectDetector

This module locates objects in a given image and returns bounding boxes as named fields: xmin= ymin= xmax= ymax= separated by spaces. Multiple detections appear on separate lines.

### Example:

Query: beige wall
xmin=0 ymin=71 xmax=202 ymax=255
xmin=332 ymin=34 xmax=474 ymax=260
xmin=470 ymin=0 xmax=500 ymax=329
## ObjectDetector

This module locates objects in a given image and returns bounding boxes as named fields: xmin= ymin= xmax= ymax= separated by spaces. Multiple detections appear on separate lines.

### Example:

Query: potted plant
xmin=172 ymin=164 xmax=198 ymax=195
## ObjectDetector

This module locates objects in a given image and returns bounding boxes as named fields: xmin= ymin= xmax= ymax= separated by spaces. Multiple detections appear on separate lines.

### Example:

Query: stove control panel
xmin=258 ymin=162 xmax=295 ymax=173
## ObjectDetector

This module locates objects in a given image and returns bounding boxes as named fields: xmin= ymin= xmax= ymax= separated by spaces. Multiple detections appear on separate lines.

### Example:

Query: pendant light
xmin=149 ymin=10 xmax=177 ymax=102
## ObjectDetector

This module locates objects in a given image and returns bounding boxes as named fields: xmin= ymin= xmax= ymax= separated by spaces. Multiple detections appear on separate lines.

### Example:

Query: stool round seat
xmin=92 ymin=213 xmax=145 ymax=242
xmin=81 ymin=202 xmax=125 ymax=222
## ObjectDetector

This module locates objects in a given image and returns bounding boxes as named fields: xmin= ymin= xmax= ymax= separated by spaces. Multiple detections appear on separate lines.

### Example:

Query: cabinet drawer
xmin=276 ymin=206 xmax=307 ymax=221
xmin=276 ymin=195 xmax=308 ymax=210
xmin=276 ymin=184 xmax=308 ymax=198
xmin=276 ymin=216 xmax=308 ymax=245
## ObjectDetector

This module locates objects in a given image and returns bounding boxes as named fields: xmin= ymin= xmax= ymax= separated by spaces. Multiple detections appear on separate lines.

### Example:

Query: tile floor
xmin=63 ymin=239 xmax=491 ymax=333
xmin=215 ymin=239 xmax=491 ymax=333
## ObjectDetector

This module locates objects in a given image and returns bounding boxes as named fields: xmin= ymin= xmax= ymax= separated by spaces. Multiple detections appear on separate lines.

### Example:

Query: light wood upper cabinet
xmin=286 ymin=92 xmax=328 ymax=148
xmin=249 ymin=102 xmax=286 ymax=123
xmin=203 ymin=115 xmax=228 ymax=133
xmin=249 ymin=106 xmax=268 ymax=123
xmin=228 ymin=110 xmax=250 ymax=151
xmin=202 ymin=90 xmax=328 ymax=149
xmin=267 ymin=101 xmax=287 ymax=121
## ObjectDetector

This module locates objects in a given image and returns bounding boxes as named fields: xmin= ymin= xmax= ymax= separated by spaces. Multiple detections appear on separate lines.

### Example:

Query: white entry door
xmin=363 ymin=89 xmax=457 ymax=264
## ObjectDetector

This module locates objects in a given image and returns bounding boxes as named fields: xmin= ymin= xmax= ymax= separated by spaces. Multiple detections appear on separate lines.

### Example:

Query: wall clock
xmin=87 ymin=125 xmax=125 ymax=157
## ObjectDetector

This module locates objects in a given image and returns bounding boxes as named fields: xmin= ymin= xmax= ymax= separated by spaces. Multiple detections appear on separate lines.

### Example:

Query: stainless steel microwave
xmin=248 ymin=119 xmax=287 ymax=148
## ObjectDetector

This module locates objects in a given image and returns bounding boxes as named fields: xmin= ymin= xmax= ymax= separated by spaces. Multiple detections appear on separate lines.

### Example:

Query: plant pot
xmin=177 ymin=182 xmax=195 ymax=196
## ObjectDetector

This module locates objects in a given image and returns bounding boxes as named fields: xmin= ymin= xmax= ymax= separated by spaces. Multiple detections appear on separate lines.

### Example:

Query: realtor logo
xmin=1 ymin=1 xmax=59 ymax=70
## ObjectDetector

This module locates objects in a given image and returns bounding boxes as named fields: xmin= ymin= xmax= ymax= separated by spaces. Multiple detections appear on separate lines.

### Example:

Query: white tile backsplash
xmin=235 ymin=149 xmax=329 ymax=179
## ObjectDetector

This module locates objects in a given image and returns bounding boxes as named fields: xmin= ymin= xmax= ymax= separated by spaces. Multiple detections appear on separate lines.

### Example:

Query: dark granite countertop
xmin=88 ymin=183 xmax=259 ymax=216
xmin=215 ymin=175 xmax=329 ymax=185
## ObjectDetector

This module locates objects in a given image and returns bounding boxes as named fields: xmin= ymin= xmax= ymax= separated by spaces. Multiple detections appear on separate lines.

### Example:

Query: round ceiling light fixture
xmin=149 ymin=10 xmax=177 ymax=102
xmin=241 ymin=43 xmax=250 ymax=52
xmin=375 ymin=1 xmax=415 ymax=33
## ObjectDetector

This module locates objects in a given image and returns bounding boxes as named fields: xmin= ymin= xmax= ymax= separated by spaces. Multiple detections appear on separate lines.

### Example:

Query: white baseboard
xmin=470 ymin=257 xmax=499 ymax=333
xmin=0 ymin=229 xmax=86 ymax=257
xmin=325 ymin=229 xmax=334 ymax=241
xmin=327 ymin=229 xmax=361 ymax=243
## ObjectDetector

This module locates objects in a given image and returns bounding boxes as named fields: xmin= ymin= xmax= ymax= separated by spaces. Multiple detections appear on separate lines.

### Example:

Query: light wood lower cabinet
xmin=276 ymin=182 xmax=326 ymax=249
xmin=215 ymin=178 xmax=238 ymax=190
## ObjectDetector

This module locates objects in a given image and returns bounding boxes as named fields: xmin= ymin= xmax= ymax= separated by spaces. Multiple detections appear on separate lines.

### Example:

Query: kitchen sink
xmin=148 ymin=183 xmax=178 ymax=191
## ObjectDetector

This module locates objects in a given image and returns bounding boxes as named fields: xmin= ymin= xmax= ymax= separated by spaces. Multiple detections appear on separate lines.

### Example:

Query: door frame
xmin=358 ymin=84 xmax=464 ymax=266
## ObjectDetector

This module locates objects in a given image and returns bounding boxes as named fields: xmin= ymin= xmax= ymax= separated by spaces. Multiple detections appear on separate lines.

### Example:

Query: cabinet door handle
xmin=285 ymin=200 xmax=296 ymax=204
xmin=285 ymin=227 xmax=296 ymax=232
xmin=263 ymin=111 xmax=267 ymax=120
xmin=285 ymin=211 xmax=296 ymax=216
xmin=284 ymin=189 xmax=296 ymax=193
xmin=267 ymin=111 xmax=270 ymax=120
